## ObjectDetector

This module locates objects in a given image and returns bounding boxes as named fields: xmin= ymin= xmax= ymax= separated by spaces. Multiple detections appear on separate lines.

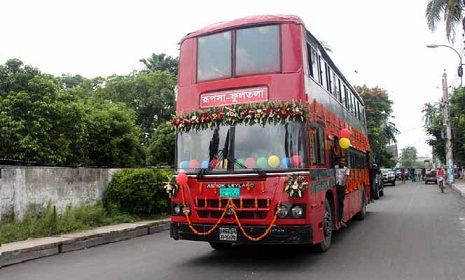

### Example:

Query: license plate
xmin=220 ymin=188 xmax=240 ymax=198
xmin=219 ymin=227 xmax=237 ymax=241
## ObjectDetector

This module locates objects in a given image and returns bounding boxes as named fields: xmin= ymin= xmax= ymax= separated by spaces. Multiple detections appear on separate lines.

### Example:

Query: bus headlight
xmin=277 ymin=205 xmax=289 ymax=218
xmin=173 ymin=204 xmax=182 ymax=215
xmin=172 ymin=203 xmax=191 ymax=216
xmin=291 ymin=205 xmax=304 ymax=218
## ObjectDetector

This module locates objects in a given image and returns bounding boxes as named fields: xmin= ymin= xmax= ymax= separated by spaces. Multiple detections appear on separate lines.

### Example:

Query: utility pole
xmin=442 ymin=71 xmax=454 ymax=184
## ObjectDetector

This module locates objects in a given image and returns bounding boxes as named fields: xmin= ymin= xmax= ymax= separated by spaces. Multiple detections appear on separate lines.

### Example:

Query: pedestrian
xmin=336 ymin=157 xmax=350 ymax=228
xmin=369 ymin=163 xmax=380 ymax=202
xmin=401 ymin=168 xmax=405 ymax=184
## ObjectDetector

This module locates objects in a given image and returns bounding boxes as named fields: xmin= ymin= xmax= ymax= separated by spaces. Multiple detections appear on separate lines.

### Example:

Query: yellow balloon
xmin=339 ymin=137 xmax=351 ymax=149
xmin=268 ymin=155 xmax=280 ymax=168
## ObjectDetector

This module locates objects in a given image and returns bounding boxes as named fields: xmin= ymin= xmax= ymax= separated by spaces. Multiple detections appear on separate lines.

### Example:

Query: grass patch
xmin=0 ymin=202 xmax=168 ymax=244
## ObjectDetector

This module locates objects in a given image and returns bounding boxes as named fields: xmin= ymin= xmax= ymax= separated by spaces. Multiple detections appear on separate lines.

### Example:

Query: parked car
xmin=424 ymin=170 xmax=437 ymax=184
xmin=381 ymin=168 xmax=396 ymax=186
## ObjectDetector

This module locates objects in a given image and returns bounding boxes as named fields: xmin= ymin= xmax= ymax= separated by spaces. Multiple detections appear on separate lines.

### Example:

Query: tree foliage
xmin=425 ymin=0 xmax=463 ymax=43
xmin=147 ymin=122 xmax=175 ymax=166
xmin=139 ymin=53 xmax=179 ymax=77
xmin=0 ymin=59 xmax=145 ymax=167
xmin=399 ymin=146 xmax=418 ymax=168
xmin=423 ymin=88 xmax=465 ymax=167
xmin=95 ymin=71 xmax=176 ymax=146
xmin=356 ymin=85 xmax=398 ymax=167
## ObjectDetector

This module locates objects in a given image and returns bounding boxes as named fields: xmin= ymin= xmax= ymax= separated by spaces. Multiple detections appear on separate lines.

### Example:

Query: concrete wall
xmin=0 ymin=166 xmax=120 ymax=221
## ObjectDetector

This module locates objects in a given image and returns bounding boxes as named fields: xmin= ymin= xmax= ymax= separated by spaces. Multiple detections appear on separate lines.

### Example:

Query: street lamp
xmin=426 ymin=44 xmax=463 ymax=86
xmin=426 ymin=44 xmax=459 ymax=184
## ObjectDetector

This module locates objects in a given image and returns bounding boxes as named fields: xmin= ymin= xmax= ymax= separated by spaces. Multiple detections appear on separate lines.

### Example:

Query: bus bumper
xmin=170 ymin=222 xmax=313 ymax=244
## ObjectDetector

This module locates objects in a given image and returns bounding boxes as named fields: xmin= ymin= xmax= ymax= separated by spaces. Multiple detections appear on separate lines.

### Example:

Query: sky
xmin=1 ymin=0 xmax=463 ymax=160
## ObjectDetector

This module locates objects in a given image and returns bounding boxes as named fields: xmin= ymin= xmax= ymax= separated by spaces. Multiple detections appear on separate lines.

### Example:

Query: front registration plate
xmin=219 ymin=227 xmax=237 ymax=241
xmin=220 ymin=188 xmax=240 ymax=198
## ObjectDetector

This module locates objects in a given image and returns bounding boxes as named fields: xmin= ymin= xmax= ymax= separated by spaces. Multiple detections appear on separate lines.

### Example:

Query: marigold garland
xmin=178 ymin=179 xmax=283 ymax=241
xmin=284 ymin=173 xmax=309 ymax=198
xmin=172 ymin=101 xmax=308 ymax=132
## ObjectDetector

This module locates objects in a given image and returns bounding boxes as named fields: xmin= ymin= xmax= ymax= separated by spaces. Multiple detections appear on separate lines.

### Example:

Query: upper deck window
xmin=236 ymin=25 xmax=280 ymax=76
xmin=196 ymin=25 xmax=280 ymax=82
xmin=197 ymin=31 xmax=232 ymax=82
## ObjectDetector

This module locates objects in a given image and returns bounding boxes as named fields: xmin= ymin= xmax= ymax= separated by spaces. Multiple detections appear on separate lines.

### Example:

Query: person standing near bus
xmin=336 ymin=157 xmax=350 ymax=227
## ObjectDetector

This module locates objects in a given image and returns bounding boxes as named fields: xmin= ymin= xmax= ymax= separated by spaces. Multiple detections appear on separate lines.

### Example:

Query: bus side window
xmin=311 ymin=125 xmax=326 ymax=164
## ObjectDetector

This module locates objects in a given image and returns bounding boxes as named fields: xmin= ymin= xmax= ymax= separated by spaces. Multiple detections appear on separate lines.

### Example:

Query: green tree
xmin=426 ymin=0 xmax=464 ymax=42
xmin=422 ymin=101 xmax=446 ymax=164
xmin=0 ymin=61 xmax=87 ymax=165
xmin=96 ymin=71 xmax=176 ymax=146
xmin=86 ymin=102 xmax=144 ymax=167
xmin=147 ymin=122 xmax=175 ymax=166
xmin=356 ymin=85 xmax=398 ymax=167
xmin=140 ymin=53 xmax=179 ymax=77
xmin=399 ymin=146 xmax=418 ymax=168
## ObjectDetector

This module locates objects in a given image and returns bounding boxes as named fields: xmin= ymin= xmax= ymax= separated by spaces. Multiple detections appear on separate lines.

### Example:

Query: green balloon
xmin=257 ymin=157 xmax=268 ymax=168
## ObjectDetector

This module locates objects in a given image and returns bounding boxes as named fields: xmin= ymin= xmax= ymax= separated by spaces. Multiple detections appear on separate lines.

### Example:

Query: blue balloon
xmin=201 ymin=160 xmax=209 ymax=168
xmin=281 ymin=157 xmax=291 ymax=168
xmin=181 ymin=161 xmax=189 ymax=168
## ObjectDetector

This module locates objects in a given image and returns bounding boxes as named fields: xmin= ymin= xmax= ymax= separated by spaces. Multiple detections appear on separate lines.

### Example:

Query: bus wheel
xmin=355 ymin=187 xmax=367 ymax=220
xmin=209 ymin=242 xmax=232 ymax=251
xmin=314 ymin=199 xmax=332 ymax=252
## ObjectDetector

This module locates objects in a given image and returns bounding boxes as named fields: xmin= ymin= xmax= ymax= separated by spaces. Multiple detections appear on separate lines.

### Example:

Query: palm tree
xmin=426 ymin=0 xmax=464 ymax=43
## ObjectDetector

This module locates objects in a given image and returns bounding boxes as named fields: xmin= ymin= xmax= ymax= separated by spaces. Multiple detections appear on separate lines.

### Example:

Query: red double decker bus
xmin=169 ymin=15 xmax=371 ymax=252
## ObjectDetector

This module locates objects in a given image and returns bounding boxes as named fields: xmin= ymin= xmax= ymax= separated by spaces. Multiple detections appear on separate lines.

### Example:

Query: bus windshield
xmin=176 ymin=122 xmax=306 ymax=172
xmin=197 ymin=24 xmax=281 ymax=82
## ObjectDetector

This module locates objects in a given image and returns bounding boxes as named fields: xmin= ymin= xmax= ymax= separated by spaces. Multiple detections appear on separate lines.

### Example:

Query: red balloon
xmin=176 ymin=172 xmax=188 ymax=185
xmin=189 ymin=159 xmax=200 ymax=168
xmin=291 ymin=155 xmax=302 ymax=167
xmin=210 ymin=159 xmax=219 ymax=168
xmin=338 ymin=128 xmax=350 ymax=139
xmin=244 ymin=157 xmax=256 ymax=168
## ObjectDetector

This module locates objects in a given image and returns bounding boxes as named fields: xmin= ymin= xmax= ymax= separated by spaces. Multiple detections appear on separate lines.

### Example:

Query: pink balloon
xmin=244 ymin=157 xmax=256 ymax=168
xmin=338 ymin=128 xmax=350 ymax=139
xmin=189 ymin=159 xmax=200 ymax=168
xmin=176 ymin=172 xmax=188 ymax=185
xmin=291 ymin=155 xmax=302 ymax=167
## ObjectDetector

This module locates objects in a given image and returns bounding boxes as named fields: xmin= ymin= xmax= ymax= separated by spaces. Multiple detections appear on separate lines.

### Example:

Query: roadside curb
xmin=0 ymin=218 xmax=171 ymax=268
xmin=451 ymin=183 xmax=465 ymax=198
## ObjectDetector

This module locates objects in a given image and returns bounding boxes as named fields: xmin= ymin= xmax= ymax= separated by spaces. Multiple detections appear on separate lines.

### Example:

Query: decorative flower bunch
xmin=284 ymin=173 xmax=309 ymax=198
xmin=163 ymin=175 xmax=179 ymax=198
xmin=172 ymin=101 xmax=308 ymax=132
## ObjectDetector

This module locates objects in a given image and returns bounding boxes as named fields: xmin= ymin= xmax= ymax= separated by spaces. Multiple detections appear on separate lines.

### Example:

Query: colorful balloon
xmin=257 ymin=157 xmax=268 ymax=168
xmin=339 ymin=137 xmax=351 ymax=149
xmin=180 ymin=161 xmax=189 ymax=168
xmin=244 ymin=157 xmax=256 ymax=168
xmin=210 ymin=159 xmax=219 ymax=168
xmin=200 ymin=160 xmax=209 ymax=168
xmin=338 ymin=128 xmax=350 ymax=138
xmin=291 ymin=155 xmax=302 ymax=167
xmin=268 ymin=155 xmax=280 ymax=168
xmin=237 ymin=158 xmax=245 ymax=166
xmin=176 ymin=172 xmax=188 ymax=185
xmin=189 ymin=159 xmax=200 ymax=168
xmin=281 ymin=157 xmax=291 ymax=168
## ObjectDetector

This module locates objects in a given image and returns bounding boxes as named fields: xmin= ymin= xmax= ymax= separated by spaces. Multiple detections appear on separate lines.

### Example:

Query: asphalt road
xmin=2 ymin=181 xmax=465 ymax=280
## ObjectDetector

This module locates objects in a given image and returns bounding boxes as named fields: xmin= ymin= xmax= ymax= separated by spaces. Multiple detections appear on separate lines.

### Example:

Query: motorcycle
xmin=437 ymin=175 xmax=445 ymax=193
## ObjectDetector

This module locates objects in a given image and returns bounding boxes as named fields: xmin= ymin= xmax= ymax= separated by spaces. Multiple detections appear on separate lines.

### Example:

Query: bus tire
xmin=355 ymin=187 xmax=367 ymax=220
xmin=209 ymin=242 xmax=232 ymax=251
xmin=313 ymin=199 xmax=332 ymax=252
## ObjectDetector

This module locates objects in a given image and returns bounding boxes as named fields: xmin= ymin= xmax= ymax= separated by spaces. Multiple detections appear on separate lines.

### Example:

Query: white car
xmin=381 ymin=169 xmax=396 ymax=186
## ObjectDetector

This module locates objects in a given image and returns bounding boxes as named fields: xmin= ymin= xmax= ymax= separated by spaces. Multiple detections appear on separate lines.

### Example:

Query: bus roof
xmin=180 ymin=14 xmax=304 ymax=43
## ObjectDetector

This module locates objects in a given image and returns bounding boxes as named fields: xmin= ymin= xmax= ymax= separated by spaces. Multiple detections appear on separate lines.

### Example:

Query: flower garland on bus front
xmin=172 ymin=101 xmax=308 ymax=133
xmin=178 ymin=177 xmax=285 ymax=242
